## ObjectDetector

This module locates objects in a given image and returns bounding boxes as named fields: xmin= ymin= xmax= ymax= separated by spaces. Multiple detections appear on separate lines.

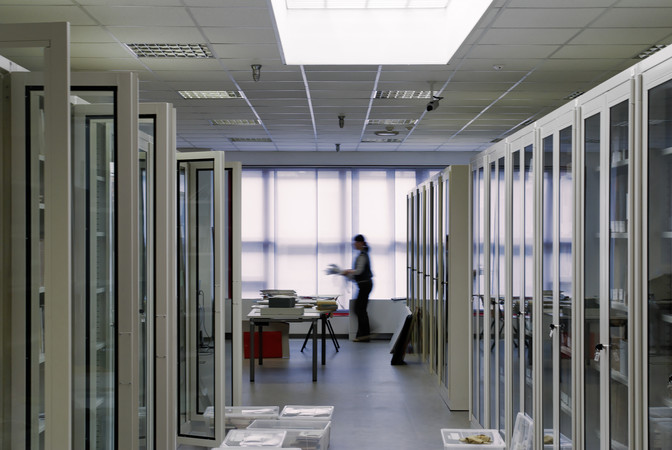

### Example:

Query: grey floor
xmin=210 ymin=337 xmax=475 ymax=449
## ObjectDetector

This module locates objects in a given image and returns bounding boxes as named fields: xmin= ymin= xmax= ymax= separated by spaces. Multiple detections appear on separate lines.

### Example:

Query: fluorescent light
xmin=229 ymin=137 xmax=272 ymax=142
xmin=361 ymin=138 xmax=402 ymax=143
xmin=179 ymin=91 xmax=243 ymax=99
xmin=374 ymin=90 xmax=433 ymax=99
xmin=270 ymin=0 xmax=493 ymax=65
xmin=211 ymin=119 xmax=260 ymax=126
xmin=367 ymin=119 xmax=418 ymax=125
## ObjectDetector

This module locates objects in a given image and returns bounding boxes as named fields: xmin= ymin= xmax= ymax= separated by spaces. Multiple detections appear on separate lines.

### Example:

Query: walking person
xmin=341 ymin=234 xmax=373 ymax=342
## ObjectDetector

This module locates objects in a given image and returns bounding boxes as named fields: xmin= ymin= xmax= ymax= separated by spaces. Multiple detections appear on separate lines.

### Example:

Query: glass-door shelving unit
xmin=645 ymin=69 xmax=672 ymax=450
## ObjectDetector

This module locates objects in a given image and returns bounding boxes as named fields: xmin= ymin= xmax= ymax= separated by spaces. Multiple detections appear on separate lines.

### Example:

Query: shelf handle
xmin=549 ymin=323 xmax=563 ymax=338
xmin=594 ymin=343 xmax=609 ymax=362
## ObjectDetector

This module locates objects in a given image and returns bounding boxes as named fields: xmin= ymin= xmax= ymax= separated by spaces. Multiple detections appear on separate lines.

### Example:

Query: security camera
xmin=426 ymin=96 xmax=443 ymax=112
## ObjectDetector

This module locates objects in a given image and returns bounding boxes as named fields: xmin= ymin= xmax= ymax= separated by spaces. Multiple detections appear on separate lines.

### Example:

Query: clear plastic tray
xmin=222 ymin=429 xmax=286 ymax=447
xmin=279 ymin=405 xmax=334 ymax=421
xmin=248 ymin=419 xmax=331 ymax=450
xmin=225 ymin=406 xmax=280 ymax=429
xmin=441 ymin=429 xmax=505 ymax=449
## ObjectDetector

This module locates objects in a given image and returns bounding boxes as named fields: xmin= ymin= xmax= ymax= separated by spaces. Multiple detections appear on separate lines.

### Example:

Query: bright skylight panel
xmin=270 ymin=0 xmax=493 ymax=65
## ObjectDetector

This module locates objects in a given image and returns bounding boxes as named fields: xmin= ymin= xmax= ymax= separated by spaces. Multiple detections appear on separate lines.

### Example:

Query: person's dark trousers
xmin=354 ymin=280 xmax=372 ymax=338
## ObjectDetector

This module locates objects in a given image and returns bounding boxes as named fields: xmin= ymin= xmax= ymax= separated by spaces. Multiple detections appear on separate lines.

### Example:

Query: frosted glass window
xmin=241 ymin=168 xmax=437 ymax=306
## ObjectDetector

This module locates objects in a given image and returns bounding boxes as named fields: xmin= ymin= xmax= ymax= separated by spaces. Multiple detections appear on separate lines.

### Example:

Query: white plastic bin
xmin=279 ymin=405 xmax=334 ymax=421
xmin=225 ymin=406 xmax=280 ymax=430
xmin=222 ymin=429 xmax=286 ymax=447
xmin=441 ymin=429 xmax=505 ymax=449
xmin=248 ymin=419 xmax=331 ymax=450
xmin=511 ymin=412 xmax=571 ymax=449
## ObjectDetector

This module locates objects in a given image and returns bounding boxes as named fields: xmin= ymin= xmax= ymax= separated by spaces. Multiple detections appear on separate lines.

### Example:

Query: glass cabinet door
xmin=176 ymin=153 xmax=226 ymax=447
xmin=583 ymin=111 xmax=602 ymax=449
xmin=138 ymin=118 xmax=154 ymax=450
xmin=608 ymin=99 xmax=631 ymax=449
xmin=472 ymin=166 xmax=484 ymax=424
xmin=646 ymin=77 xmax=672 ymax=450
xmin=523 ymin=144 xmax=534 ymax=418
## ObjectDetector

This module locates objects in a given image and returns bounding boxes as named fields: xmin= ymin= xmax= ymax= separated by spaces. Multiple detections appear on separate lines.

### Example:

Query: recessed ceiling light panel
xmin=270 ymin=0 xmax=493 ymax=64
xmin=287 ymin=0 xmax=449 ymax=9
xmin=127 ymin=43 xmax=212 ymax=58
xmin=179 ymin=91 xmax=244 ymax=99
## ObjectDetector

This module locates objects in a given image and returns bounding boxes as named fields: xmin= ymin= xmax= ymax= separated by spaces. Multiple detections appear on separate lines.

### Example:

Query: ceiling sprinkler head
xmin=338 ymin=114 xmax=345 ymax=128
xmin=335 ymin=143 xmax=341 ymax=152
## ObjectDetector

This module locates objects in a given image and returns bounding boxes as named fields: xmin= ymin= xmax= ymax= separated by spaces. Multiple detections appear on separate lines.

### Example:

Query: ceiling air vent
xmin=564 ymin=91 xmax=585 ymax=100
xmin=373 ymin=90 xmax=432 ymax=99
xmin=179 ymin=91 xmax=244 ymax=99
xmin=367 ymin=119 xmax=418 ymax=126
xmin=229 ymin=137 xmax=272 ymax=143
xmin=636 ymin=44 xmax=667 ymax=59
xmin=127 ymin=43 xmax=212 ymax=58
xmin=361 ymin=138 xmax=402 ymax=143
xmin=211 ymin=119 xmax=260 ymax=126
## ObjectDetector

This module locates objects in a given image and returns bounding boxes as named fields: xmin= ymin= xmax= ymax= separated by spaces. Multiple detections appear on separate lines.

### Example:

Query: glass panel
xmin=489 ymin=161 xmax=498 ymax=428
xmin=27 ymin=88 xmax=47 ymax=450
xmin=472 ymin=168 xmax=481 ymax=423
xmin=138 ymin=117 xmax=154 ymax=450
xmin=523 ymin=145 xmax=534 ymax=416
xmin=584 ymin=112 xmax=601 ymax=450
xmin=177 ymin=160 xmax=217 ymax=440
xmin=224 ymin=167 xmax=233 ymax=406
xmin=609 ymin=100 xmax=630 ymax=448
xmin=498 ymin=157 xmax=505 ymax=435
xmin=647 ymin=77 xmax=672 ymax=449
xmin=541 ymin=135 xmax=554 ymax=439
xmin=512 ymin=151 xmax=522 ymax=418
xmin=558 ymin=125 xmax=573 ymax=447
xmin=69 ymin=89 xmax=117 ymax=449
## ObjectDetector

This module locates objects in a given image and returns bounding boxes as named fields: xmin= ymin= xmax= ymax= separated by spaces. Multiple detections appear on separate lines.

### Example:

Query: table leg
xmin=258 ymin=324 xmax=264 ymax=365
xmin=249 ymin=320 xmax=255 ymax=382
xmin=321 ymin=315 xmax=326 ymax=365
xmin=312 ymin=318 xmax=317 ymax=382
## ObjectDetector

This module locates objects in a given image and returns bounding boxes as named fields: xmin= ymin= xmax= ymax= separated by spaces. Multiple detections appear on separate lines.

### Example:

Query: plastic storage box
xmin=222 ymin=429 xmax=286 ymax=447
xmin=248 ymin=419 xmax=331 ymax=450
xmin=225 ymin=406 xmax=280 ymax=430
xmin=441 ymin=429 xmax=505 ymax=449
xmin=279 ymin=405 xmax=334 ymax=421
xmin=510 ymin=412 xmax=571 ymax=449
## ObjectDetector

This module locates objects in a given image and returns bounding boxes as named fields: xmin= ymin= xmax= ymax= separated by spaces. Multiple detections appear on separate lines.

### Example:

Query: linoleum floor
xmin=223 ymin=338 xmax=474 ymax=449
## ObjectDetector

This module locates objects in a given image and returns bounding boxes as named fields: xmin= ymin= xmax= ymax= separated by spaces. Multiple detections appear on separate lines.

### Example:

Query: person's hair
xmin=353 ymin=234 xmax=369 ymax=251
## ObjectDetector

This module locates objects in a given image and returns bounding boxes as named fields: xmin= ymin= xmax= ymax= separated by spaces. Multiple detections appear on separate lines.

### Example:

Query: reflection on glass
xmin=224 ymin=167 xmax=234 ymax=406
xmin=490 ymin=161 xmax=498 ymax=428
xmin=558 ymin=126 xmax=573 ymax=447
xmin=609 ymin=100 xmax=630 ymax=448
xmin=512 ymin=151 xmax=522 ymax=418
xmin=542 ymin=135 xmax=554 ymax=439
xmin=28 ymin=89 xmax=47 ymax=449
xmin=138 ymin=117 xmax=155 ymax=450
xmin=472 ymin=167 xmax=485 ymax=423
xmin=584 ymin=113 xmax=601 ymax=450
xmin=647 ymin=78 xmax=672 ymax=449
xmin=69 ymin=89 xmax=117 ymax=449
xmin=178 ymin=160 xmax=217 ymax=440
xmin=524 ymin=145 xmax=534 ymax=416
xmin=498 ymin=157 xmax=505 ymax=434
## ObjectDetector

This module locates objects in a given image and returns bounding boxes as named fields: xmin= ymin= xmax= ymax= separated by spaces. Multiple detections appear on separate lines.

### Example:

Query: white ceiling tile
xmin=594 ymin=7 xmax=672 ymax=28
xmin=494 ymin=8 xmax=605 ymax=28
xmin=568 ymin=28 xmax=672 ymax=45
xmin=108 ymin=26 xmax=206 ymax=43
xmin=202 ymin=27 xmax=278 ymax=44
xmin=551 ymin=44 xmax=646 ymax=59
xmin=189 ymin=7 xmax=274 ymax=27
xmin=467 ymin=44 xmax=560 ymax=59
xmin=0 ymin=6 xmax=96 ymax=25
xmin=84 ymin=6 xmax=193 ymax=27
